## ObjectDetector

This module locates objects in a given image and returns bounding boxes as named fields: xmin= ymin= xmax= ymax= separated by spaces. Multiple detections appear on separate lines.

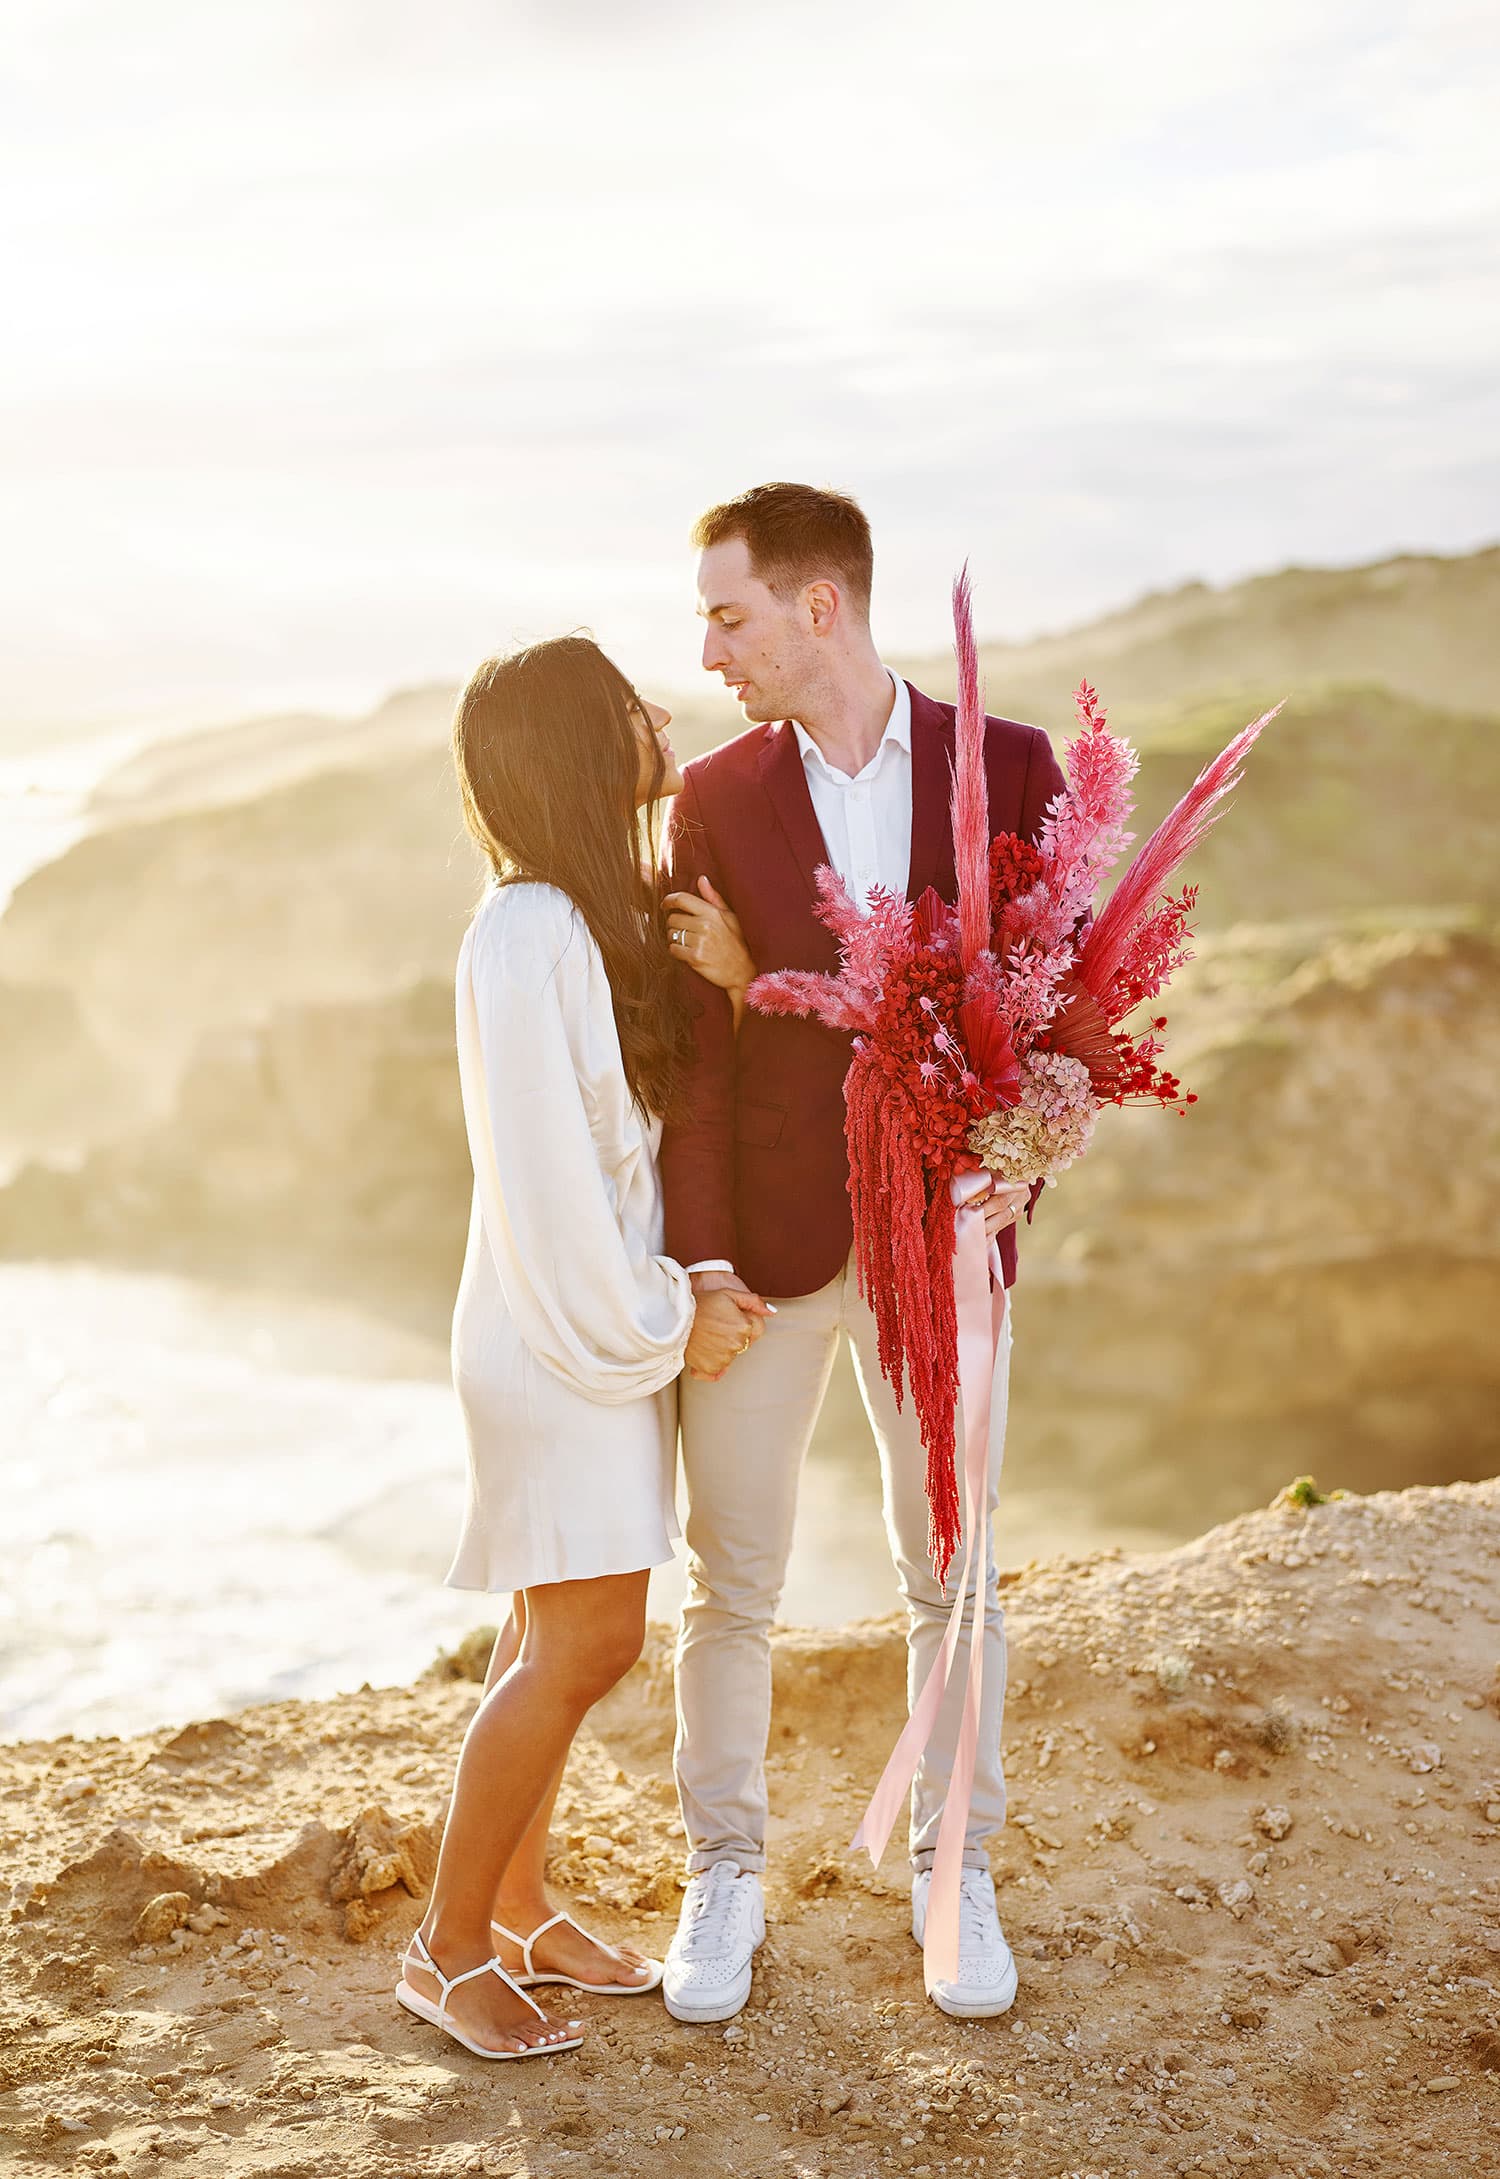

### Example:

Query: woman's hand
xmin=664 ymin=878 xmax=759 ymax=1028
xmin=684 ymin=1284 xmax=769 ymax=1382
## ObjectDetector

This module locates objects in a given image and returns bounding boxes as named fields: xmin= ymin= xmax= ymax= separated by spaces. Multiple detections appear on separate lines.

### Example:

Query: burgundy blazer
xmin=659 ymin=680 xmax=1066 ymax=1301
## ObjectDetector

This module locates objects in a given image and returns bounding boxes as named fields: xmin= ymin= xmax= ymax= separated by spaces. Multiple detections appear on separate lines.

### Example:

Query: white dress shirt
xmin=790 ymin=667 xmax=913 ymax=912
xmin=686 ymin=669 xmax=913 ymax=1278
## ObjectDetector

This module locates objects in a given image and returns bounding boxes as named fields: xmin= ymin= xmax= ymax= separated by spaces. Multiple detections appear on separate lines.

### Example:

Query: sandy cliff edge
xmin=2 ymin=1479 xmax=1497 ymax=2179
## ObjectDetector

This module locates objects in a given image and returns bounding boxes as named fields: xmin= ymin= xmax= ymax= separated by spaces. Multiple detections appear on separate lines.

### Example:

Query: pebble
xmin=1424 ymin=2076 xmax=1460 ymax=2092
xmin=1253 ymin=1806 xmax=1293 ymax=1840
xmin=1217 ymin=1880 xmax=1255 ymax=1919
xmin=133 ymin=1894 xmax=191 ymax=1944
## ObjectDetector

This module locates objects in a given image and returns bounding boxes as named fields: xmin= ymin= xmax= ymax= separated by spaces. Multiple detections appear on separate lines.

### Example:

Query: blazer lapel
xmin=906 ymin=683 xmax=957 ymax=904
xmin=757 ymin=722 xmax=833 ymax=901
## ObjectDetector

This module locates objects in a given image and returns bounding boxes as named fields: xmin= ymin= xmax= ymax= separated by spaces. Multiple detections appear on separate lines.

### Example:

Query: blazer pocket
xmin=735 ymin=1098 xmax=786 ymax=1149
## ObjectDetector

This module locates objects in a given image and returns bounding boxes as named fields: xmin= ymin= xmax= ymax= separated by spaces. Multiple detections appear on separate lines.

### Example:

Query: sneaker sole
xmin=928 ymin=1966 xmax=1019 ymax=2019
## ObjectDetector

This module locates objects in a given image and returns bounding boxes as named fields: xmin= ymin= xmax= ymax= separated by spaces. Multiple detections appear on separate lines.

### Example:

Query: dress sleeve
xmin=455 ymin=887 xmax=694 ymax=1405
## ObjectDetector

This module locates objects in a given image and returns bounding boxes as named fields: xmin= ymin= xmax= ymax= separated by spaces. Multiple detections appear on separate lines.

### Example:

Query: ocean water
xmin=0 ymin=726 xmax=150 ymax=913
xmin=0 ymin=1262 xmax=482 ymax=1740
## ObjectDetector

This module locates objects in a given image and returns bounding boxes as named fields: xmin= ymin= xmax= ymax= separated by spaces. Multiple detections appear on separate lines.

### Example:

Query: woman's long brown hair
xmin=451 ymin=634 xmax=693 ymax=1122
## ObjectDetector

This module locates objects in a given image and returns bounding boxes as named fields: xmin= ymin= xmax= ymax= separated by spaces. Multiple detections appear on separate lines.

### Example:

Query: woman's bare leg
xmin=402 ymin=1570 xmax=649 ymax=2052
xmin=482 ymin=1593 xmax=653 ymax=1989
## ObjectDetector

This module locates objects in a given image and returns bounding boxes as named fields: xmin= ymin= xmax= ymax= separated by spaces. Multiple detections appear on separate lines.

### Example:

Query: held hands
xmin=664 ymin=878 xmax=759 ymax=1016
xmin=684 ymin=1270 xmax=771 ymax=1382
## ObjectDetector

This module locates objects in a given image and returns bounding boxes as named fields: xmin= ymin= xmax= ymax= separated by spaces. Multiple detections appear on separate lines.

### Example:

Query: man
xmin=657 ymin=483 xmax=1065 ymax=2023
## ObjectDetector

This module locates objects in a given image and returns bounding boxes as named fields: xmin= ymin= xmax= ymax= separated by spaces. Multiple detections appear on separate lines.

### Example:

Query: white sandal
xmin=396 ymin=1929 xmax=584 ymax=2058
xmin=491 ymin=1909 xmax=665 ymax=1996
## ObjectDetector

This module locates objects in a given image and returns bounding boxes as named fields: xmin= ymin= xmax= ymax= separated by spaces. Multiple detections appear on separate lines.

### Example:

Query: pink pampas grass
xmin=950 ymin=565 xmax=992 ymax=971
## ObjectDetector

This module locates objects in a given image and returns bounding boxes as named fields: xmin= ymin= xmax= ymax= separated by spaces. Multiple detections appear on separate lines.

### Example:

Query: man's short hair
xmin=691 ymin=482 xmax=873 ymax=618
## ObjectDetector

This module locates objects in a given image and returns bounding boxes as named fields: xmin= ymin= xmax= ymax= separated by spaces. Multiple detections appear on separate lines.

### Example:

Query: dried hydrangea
xmin=967 ymin=1049 xmax=1097 ymax=1184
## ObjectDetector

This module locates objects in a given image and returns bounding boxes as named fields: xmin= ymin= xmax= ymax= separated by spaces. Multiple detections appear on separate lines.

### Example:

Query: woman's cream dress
xmin=443 ymin=881 xmax=693 ymax=1592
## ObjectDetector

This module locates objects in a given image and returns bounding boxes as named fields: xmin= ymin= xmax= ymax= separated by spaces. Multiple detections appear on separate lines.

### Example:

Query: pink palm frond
xmin=1076 ymin=703 xmax=1282 ymax=1005
xmin=950 ymin=564 xmax=991 ymax=970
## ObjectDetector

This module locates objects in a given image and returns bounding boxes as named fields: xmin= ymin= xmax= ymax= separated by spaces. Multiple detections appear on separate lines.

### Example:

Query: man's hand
xmin=685 ymin=1280 xmax=770 ymax=1382
xmin=975 ymin=1179 xmax=1031 ymax=1242
xmin=689 ymin=1268 xmax=757 ymax=1296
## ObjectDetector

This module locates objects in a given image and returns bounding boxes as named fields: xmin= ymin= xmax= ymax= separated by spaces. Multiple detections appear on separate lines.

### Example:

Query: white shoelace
xmin=676 ymin=1864 xmax=748 ymax=1959
xmin=957 ymin=1872 xmax=1003 ymax=1952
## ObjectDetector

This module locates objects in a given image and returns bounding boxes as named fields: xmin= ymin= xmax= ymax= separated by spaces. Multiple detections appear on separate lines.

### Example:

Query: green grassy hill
xmin=1106 ymin=682 xmax=1500 ymax=925
xmin=895 ymin=543 xmax=1500 ymax=730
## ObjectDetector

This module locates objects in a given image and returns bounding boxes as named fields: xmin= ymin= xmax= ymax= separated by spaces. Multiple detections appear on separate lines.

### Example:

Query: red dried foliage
xmin=988 ymin=831 xmax=1044 ymax=914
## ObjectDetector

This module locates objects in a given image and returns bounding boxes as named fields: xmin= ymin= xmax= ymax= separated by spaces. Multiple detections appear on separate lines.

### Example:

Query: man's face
xmin=696 ymin=536 xmax=816 ymax=724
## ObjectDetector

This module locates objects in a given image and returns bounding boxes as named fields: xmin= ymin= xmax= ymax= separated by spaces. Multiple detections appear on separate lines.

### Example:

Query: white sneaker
xmin=662 ymin=1862 xmax=765 ymax=2024
xmin=911 ymin=1866 xmax=1019 ymax=2019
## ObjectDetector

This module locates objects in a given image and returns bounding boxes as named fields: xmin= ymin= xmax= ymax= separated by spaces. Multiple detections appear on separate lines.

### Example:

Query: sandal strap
xmin=492 ymin=1907 xmax=583 ymax=1978
xmin=490 ymin=1906 xmax=634 ymax=1977
xmin=553 ymin=1917 xmax=627 ymax=1969
xmin=523 ymin=1909 xmax=571 ymax=1974
xmin=553 ymin=1908 xmax=625 ymax=1964
xmin=406 ymin=1933 xmax=547 ymax=2024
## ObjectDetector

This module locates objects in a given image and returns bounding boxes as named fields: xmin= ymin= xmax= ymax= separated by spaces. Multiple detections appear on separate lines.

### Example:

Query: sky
xmin=1 ymin=0 xmax=1497 ymax=735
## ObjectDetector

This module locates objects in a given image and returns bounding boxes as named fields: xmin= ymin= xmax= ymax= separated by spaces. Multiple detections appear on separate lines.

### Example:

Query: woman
xmin=397 ymin=636 xmax=767 ymax=2061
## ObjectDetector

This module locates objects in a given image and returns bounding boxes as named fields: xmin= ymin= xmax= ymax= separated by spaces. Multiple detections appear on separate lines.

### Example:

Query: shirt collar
xmin=792 ymin=668 xmax=911 ymax=780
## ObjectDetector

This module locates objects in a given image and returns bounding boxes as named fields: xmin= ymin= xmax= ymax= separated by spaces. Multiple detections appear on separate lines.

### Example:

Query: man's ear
xmin=805 ymin=579 xmax=840 ymax=635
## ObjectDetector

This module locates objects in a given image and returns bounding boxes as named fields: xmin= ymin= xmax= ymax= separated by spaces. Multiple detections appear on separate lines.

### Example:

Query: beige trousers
xmin=674 ymin=1250 xmax=1013 ymax=1874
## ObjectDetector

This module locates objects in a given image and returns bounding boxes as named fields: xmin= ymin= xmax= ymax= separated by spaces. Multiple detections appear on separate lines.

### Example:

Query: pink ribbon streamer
xmin=850 ymin=1168 xmax=1008 ymax=1992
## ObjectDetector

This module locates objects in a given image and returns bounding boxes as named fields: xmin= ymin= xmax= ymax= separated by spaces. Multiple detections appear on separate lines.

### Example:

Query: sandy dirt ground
xmin=1 ymin=1479 xmax=1497 ymax=2179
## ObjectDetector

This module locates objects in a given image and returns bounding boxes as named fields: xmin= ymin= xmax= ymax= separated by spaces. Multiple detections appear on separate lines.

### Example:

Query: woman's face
xmin=630 ymin=693 xmax=683 ymax=806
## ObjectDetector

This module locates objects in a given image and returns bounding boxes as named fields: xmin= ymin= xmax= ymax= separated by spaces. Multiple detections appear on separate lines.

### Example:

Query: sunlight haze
xmin=2 ymin=0 xmax=1496 ymax=733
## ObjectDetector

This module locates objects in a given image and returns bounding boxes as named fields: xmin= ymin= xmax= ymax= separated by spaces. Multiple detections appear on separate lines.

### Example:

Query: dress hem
xmin=442 ymin=1540 xmax=680 ymax=1595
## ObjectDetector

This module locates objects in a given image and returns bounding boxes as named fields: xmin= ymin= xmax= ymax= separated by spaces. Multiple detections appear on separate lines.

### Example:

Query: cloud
xmin=0 ymin=0 xmax=1496 ymax=723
